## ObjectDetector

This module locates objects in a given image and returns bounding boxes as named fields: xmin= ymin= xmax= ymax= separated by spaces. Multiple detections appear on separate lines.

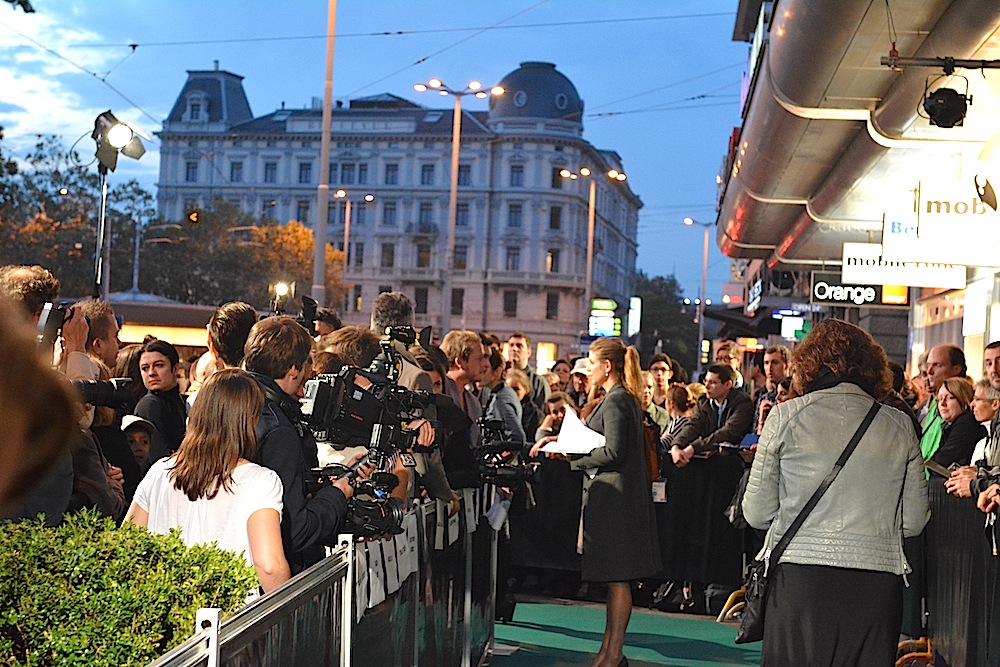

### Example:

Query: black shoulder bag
xmin=735 ymin=401 xmax=881 ymax=644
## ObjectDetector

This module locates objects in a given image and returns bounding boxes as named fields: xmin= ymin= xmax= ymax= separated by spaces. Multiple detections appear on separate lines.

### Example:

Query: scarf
xmin=919 ymin=397 xmax=943 ymax=465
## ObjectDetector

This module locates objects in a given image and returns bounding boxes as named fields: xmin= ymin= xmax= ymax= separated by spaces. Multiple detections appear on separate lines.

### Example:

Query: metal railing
xmin=149 ymin=494 xmax=498 ymax=667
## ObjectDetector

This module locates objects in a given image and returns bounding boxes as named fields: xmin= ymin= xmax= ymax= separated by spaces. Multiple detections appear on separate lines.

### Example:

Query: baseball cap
xmin=121 ymin=415 xmax=156 ymax=433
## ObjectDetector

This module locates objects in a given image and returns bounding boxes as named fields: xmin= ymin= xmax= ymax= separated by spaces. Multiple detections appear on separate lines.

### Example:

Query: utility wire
xmin=10 ymin=12 xmax=735 ymax=50
xmin=588 ymin=100 xmax=735 ymax=119
xmin=341 ymin=0 xmax=551 ymax=98
xmin=0 ymin=21 xmax=160 ymax=130
xmin=587 ymin=83 xmax=740 ymax=119
xmin=589 ymin=61 xmax=744 ymax=111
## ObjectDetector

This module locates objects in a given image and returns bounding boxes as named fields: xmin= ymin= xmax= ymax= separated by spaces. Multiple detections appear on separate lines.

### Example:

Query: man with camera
xmin=243 ymin=316 xmax=362 ymax=573
xmin=0 ymin=265 xmax=89 ymax=523
xmin=370 ymin=292 xmax=457 ymax=504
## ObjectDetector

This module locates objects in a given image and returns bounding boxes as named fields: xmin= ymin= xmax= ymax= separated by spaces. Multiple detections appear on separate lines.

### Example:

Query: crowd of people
xmin=9 ymin=260 xmax=1000 ymax=664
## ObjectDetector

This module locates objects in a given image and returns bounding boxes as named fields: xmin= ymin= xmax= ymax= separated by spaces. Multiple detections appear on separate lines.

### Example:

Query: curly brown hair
xmin=790 ymin=319 xmax=892 ymax=399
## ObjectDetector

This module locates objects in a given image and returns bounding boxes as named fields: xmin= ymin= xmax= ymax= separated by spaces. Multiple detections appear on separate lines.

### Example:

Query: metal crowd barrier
xmin=924 ymin=482 xmax=1000 ymax=666
xmin=148 ymin=489 xmax=499 ymax=667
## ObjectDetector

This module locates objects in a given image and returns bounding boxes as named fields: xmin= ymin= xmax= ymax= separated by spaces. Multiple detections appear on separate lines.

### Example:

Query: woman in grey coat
xmin=742 ymin=319 xmax=930 ymax=665
xmin=565 ymin=337 xmax=660 ymax=667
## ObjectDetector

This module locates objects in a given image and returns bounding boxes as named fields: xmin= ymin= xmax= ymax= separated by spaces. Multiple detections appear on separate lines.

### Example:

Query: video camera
xmin=305 ymin=457 xmax=405 ymax=538
xmin=300 ymin=325 xmax=443 ymax=465
xmin=300 ymin=325 xmax=440 ymax=537
xmin=72 ymin=378 xmax=134 ymax=407
xmin=477 ymin=417 xmax=541 ymax=485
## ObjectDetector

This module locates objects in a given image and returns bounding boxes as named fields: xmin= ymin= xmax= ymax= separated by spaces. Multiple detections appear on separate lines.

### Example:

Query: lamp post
xmin=560 ymin=167 xmax=627 ymax=334
xmin=311 ymin=0 xmax=338 ymax=308
xmin=334 ymin=190 xmax=374 ymax=304
xmin=414 ymin=78 xmax=504 ymax=331
xmin=91 ymin=110 xmax=147 ymax=301
xmin=684 ymin=216 xmax=712 ymax=379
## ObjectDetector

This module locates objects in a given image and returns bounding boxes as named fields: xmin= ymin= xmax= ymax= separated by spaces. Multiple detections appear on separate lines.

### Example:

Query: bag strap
xmin=768 ymin=400 xmax=881 ymax=566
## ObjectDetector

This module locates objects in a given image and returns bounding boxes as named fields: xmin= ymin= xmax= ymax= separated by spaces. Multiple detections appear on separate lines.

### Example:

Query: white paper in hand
xmin=540 ymin=407 xmax=605 ymax=455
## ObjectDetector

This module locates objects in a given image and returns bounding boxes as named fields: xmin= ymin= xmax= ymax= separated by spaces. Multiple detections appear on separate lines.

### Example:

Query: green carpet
xmin=493 ymin=602 xmax=761 ymax=666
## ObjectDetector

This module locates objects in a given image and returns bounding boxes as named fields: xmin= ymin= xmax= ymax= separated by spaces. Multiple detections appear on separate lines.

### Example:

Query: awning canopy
xmin=718 ymin=0 xmax=1000 ymax=269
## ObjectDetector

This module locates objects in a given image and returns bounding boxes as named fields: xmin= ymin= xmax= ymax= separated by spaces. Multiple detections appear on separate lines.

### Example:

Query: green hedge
xmin=0 ymin=510 xmax=258 ymax=666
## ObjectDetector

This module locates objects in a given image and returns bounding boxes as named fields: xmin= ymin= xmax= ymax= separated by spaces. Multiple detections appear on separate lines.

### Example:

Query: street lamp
xmin=414 ymin=78 xmax=504 ymax=331
xmin=560 ymin=167 xmax=628 ymax=332
xmin=684 ymin=216 xmax=712 ymax=379
xmin=333 ymin=189 xmax=375 ymax=287
xmin=91 ymin=110 xmax=148 ymax=300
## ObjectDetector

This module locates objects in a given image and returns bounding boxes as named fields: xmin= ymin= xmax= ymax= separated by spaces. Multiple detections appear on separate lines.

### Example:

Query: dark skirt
xmin=761 ymin=563 xmax=903 ymax=667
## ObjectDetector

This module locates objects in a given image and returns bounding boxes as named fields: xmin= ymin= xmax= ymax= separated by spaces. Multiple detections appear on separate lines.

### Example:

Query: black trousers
xmin=761 ymin=563 xmax=903 ymax=667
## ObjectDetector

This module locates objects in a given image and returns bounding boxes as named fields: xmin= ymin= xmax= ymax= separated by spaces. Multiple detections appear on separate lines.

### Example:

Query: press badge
xmin=652 ymin=480 xmax=667 ymax=503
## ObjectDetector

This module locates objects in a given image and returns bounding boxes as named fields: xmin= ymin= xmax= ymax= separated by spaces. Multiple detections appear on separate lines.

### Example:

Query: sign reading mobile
xmin=841 ymin=243 xmax=966 ymax=289
xmin=811 ymin=271 xmax=909 ymax=309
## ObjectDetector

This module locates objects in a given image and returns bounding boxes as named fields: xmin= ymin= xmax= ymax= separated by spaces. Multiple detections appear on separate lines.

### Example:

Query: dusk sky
xmin=0 ymin=1 xmax=747 ymax=302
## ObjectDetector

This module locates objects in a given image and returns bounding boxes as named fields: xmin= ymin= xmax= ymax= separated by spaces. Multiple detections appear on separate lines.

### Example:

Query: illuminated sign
xmin=627 ymin=297 xmax=642 ymax=337
xmin=745 ymin=279 xmax=763 ymax=315
xmin=810 ymin=272 xmax=909 ymax=308
xmin=880 ymin=181 xmax=1000 ymax=267
xmin=589 ymin=297 xmax=620 ymax=337
xmin=590 ymin=298 xmax=618 ymax=313
xmin=841 ymin=242 xmax=966 ymax=289
xmin=780 ymin=316 xmax=805 ymax=340
xmin=589 ymin=315 xmax=622 ymax=337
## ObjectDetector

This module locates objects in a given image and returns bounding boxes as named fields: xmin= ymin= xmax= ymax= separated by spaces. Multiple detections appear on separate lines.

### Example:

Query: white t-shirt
xmin=134 ymin=457 xmax=283 ymax=566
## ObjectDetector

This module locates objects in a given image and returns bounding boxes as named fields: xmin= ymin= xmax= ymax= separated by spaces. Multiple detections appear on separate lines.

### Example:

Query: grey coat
xmin=570 ymin=383 xmax=661 ymax=582
xmin=742 ymin=383 xmax=930 ymax=576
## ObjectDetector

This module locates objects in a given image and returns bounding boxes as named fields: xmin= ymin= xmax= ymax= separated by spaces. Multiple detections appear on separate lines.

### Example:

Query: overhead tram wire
xmin=16 ymin=12 xmax=736 ymax=50
xmin=588 ymin=99 xmax=737 ymax=119
xmin=0 ymin=21 xmax=160 ymax=130
xmin=341 ymin=0 xmax=551 ymax=99
xmin=588 ymin=61 xmax=745 ymax=111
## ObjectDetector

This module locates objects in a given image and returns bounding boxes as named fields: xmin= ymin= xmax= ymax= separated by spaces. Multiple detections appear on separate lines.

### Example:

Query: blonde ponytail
xmin=622 ymin=345 xmax=644 ymax=402
xmin=589 ymin=337 xmax=643 ymax=404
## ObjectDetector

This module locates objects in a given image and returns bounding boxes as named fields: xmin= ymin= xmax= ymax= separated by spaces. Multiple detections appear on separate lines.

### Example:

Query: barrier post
xmin=194 ymin=608 xmax=220 ymax=667
xmin=339 ymin=535 xmax=355 ymax=667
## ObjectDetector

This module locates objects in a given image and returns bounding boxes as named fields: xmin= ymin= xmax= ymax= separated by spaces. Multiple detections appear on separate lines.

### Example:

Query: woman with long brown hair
xmin=125 ymin=368 xmax=290 ymax=594
xmin=566 ymin=337 xmax=660 ymax=667
xmin=742 ymin=319 xmax=928 ymax=664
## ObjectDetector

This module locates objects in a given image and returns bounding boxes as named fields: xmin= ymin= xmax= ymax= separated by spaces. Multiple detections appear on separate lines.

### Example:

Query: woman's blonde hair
xmin=589 ymin=337 xmax=643 ymax=402
xmin=941 ymin=376 xmax=975 ymax=414
xmin=169 ymin=368 xmax=264 ymax=501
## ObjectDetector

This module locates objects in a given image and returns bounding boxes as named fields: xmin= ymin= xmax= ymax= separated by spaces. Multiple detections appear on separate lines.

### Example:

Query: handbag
xmin=734 ymin=401 xmax=881 ymax=644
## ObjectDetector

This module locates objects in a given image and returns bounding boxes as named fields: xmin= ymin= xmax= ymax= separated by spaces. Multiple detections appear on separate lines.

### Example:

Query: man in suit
xmin=672 ymin=364 xmax=754 ymax=468
xmin=506 ymin=332 xmax=550 ymax=413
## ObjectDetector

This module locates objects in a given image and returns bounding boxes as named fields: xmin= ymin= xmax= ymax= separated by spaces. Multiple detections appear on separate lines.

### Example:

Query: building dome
xmin=488 ymin=62 xmax=584 ymax=126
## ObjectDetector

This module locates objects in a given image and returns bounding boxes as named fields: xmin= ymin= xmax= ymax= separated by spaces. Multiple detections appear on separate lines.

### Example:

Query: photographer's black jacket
xmin=250 ymin=373 xmax=348 ymax=575
xmin=135 ymin=385 xmax=187 ymax=462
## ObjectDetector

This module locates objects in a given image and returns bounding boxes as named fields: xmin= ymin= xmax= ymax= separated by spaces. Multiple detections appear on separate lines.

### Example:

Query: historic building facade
xmin=157 ymin=61 xmax=641 ymax=362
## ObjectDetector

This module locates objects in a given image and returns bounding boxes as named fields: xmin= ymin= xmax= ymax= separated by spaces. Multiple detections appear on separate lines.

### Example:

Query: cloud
xmin=0 ymin=12 xmax=161 ymax=186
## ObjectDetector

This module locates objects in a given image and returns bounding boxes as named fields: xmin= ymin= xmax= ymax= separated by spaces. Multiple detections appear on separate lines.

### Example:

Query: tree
xmin=0 ymin=130 xmax=345 ymax=309
xmin=0 ymin=132 xmax=154 ymax=297
xmin=634 ymin=271 xmax=699 ymax=375
xmin=140 ymin=199 xmax=345 ymax=310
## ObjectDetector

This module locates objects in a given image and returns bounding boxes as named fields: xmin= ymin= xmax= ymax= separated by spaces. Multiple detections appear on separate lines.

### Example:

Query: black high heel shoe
xmin=616 ymin=657 xmax=629 ymax=667
xmin=495 ymin=594 xmax=517 ymax=623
